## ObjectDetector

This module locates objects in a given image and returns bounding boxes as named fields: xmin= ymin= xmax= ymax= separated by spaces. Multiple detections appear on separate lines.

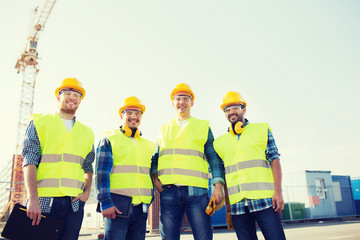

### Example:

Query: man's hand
xmin=23 ymin=164 xmax=41 ymax=225
xmin=72 ymin=191 xmax=91 ymax=203
xmin=210 ymin=183 xmax=224 ymax=205
xmin=74 ymin=172 xmax=92 ymax=203
xmin=102 ymin=206 xmax=122 ymax=219
xmin=272 ymin=190 xmax=284 ymax=213
xmin=27 ymin=198 xmax=42 ymax=226
xmin=270 ymin=159 xmax=284 ymax=213
xmin=151 ymin=173 xmax=163 ymax=193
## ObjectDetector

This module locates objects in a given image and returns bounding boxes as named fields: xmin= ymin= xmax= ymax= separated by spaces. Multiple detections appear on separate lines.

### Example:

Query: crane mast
xmin=0 ymin=0 xmax=56 ymax=221
xmin=15 ymin=0 xmax=56 ymax=154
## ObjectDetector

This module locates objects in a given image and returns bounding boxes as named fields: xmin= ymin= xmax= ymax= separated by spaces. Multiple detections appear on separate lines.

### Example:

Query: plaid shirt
xmin=230 ymin=119 xmax=280 ymax=215
xmin=22 ymin=118 xmax=95 ymax=213
xmin=95 ymin=133 xmax=151 ymax=212
xmin=150 ymin=126 xmax=225 ymax=196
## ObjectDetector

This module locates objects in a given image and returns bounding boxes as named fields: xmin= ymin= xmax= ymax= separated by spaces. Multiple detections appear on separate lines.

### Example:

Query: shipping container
xmin=354 ymin=200 xmax=360 ymax=215
xmin=351 ymin=178 xmax=360 ymax=200
xmin=304 ymin=171 xmax=337 ymax=219
xmin=331 ymin=175 xmax=356 ymax=217
xmin=351 ymin=178 xmax=360 ymax=215
xmin=283 ymin=170 xmax=337 ymax=220
xmin=282 ymin=202 xmax=306 ymax=221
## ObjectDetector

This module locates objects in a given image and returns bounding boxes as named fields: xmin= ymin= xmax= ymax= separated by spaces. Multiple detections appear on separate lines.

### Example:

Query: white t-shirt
xmin=61 ymin=118 xmax=75 ymax=132
xmin=174 ymin=118 xmax=189 ymax=186
xmin=177 ymin=119 xmax=188 ymax=129
xmin=129 ymin=137 xmax=136 ymax=144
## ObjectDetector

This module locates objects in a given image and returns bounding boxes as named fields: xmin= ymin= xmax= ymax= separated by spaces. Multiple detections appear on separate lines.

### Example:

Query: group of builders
xmin=21 ymin=78 xmax=286 ymax=240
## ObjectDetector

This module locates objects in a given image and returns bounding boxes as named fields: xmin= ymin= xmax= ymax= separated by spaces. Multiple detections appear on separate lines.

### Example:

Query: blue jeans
xmin=48 ymin=196 xmax=85 ymax=240
xmin=104 ymin=205 xmax=148 ymax=240
xmin=159 ymin=185 xmax=212 ymax=240
xmin=232 ymin=206 xmax=286 ymax=240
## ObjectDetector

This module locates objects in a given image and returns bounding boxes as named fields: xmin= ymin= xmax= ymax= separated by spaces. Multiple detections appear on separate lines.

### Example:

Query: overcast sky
xmin=1 ymin=0 xmax=359 ymax=180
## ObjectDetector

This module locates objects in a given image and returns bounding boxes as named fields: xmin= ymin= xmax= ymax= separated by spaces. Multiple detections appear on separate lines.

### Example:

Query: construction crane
xmin=0 ymin=0 xmax=56 ymax=221
xmin=15 ymin=0 xmax=57 ymax=153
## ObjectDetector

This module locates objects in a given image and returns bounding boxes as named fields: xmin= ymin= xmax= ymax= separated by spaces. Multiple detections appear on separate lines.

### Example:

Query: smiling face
xmin=224 ymin=104 xmax=246 ymax=124
xmin=57 ymin=88 xmax=82 ymax=115
xmin=120 ymin=107 xmax=142 ymax=130
xmin=172 ymin=91 xmax=194 ymax=120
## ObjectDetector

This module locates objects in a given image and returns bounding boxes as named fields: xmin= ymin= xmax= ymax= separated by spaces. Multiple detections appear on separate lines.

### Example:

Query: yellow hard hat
xmin=170 ymin=83 xmax=195 ymax=101
xmin=119 ymin=96 xmax=146 ymax=116
xmin=55 ymin=77 xmax=85 ymax=100
xmin=220 ymin=91 xmax=247 ymax=110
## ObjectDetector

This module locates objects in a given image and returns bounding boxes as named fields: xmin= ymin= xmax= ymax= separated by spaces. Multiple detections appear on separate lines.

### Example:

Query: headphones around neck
xmin=120 ymin=125 xmax=141 ymax=138
xmin=228 ymin=121 xmax=244 ymax=135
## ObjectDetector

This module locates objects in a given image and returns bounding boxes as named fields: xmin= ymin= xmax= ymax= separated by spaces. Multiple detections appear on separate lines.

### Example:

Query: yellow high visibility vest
xmin=214 ymin=123 xmax=275 ymax=205
xmin=32 ymin=113 xmax=94 ymax=197
xmin=157 ymin=117 xmax=209 ymax=188
xmin=106 ymin=129 xmax=155 ymax=205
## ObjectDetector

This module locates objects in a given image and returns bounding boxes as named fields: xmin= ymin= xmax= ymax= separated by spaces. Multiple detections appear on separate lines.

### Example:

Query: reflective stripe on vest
xmin=225 ymin=159 xmax=271 ymax=174
xmin=227 ymin=182 xmax=275 ymax=195
xmin=37 ymin=178 xmax=85 ymax=190
xmin=157 ymin=117 xmax=209 ymax=188
xmin=111 ymin=165 xmax=150 ymax=175
xmin=158 ymin=168 xmax=208 ymax=180
xmin=40 ymin=153 xmax=85 ymax=166
xmin=159 ymin=148 xmax=208 ymax=161
xmin=106 ymin=129 xmax=155 ymax=204
xmin=33 ymin=113 xmax=94 ymax=197
xmin=110 ymin=188 xmax=153 ymax=197
xmin=214 ymin=123 xmax=275 ymax=204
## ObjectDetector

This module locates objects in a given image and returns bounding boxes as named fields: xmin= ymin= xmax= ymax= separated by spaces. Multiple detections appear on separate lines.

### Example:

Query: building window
xmin=315 ymin=178 xmax=327 ymax=199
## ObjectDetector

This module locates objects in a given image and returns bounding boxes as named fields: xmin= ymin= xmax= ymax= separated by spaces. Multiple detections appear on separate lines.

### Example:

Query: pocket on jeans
xmin=160 ymin=185 xmax=170 ymax=194
xmin=79 ymin=200 xmax=86 ymax=206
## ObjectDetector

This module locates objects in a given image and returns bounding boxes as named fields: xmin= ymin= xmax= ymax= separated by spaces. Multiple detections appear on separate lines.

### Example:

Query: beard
xmin=62 ymin=107 xmax=78 ymax=114
xmin=63 ymin=108 xmax=77 ymax=115
xmin=62 ymin=104 xmax=78 ymax=114
xmin=127 ymin=119 xmax=139 ymax=130
xmin=59 ymin=103 xmax=78 ymax=115
xmin=228 ymin=113 xmax=244 ymax=124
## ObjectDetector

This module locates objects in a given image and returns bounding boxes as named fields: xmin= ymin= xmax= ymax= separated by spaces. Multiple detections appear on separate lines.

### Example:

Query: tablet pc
xmin=96 ymin=193 xmax=132 ymax=218
xmin=1 ymin=203 xmax=63 ymax=240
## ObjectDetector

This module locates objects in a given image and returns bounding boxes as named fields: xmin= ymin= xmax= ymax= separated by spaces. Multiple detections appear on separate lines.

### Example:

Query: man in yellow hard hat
xmin=214 ymin=91 xmax=286 ymax=240
xmin=22 ymin=77 xmax=95 ymax=240
xmin=96 ymin=96 xmax=155 ymax=240
xmin=151 ymin=83 xmax=225 ymax=240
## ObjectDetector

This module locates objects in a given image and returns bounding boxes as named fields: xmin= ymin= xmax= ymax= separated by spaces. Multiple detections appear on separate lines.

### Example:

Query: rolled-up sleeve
xmin=22 ymin=120 xmax=41 ymax=167
xmin=82 ymin=145 xmax=95 ymax=173
xmin=150 ymin=141 xmax=160 ymax=176
xmin=205 ymin=128 xmax=225 ymax=185
xmin=265 ymin=129 xmax=281 ymax=163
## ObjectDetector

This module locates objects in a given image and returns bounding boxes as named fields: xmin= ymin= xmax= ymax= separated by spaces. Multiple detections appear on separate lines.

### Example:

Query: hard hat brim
xmin=55 ymin=86 xmax=85 ymax=100
xmin=170 ymin=88 xmax=195 ymax=101
xmin=119 ymin=104 xmax=146 ymax=116
xmin=220 ymin=101 xmax=247 ymax=111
